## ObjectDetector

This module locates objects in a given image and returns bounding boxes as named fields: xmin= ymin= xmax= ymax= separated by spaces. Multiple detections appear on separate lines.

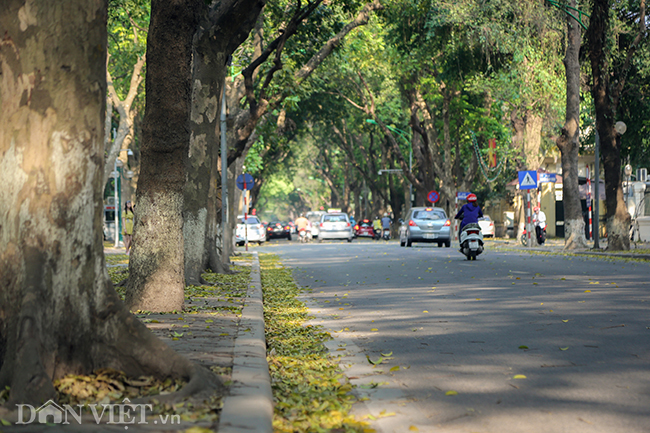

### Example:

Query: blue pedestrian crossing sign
xmin=518 ymin=170 xmax=538 ymax=190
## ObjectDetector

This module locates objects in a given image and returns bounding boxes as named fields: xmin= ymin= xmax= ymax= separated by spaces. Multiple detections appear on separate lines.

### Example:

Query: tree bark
xmin=104 ymin=54 xmax=145 ymax=187
xmin=0 ymin=0 xmax=220 ymax=405
xmin=184 ymin=0 xmax=265 ymax=284
xmin=125 ymin=0 xmax=202 ymax=312
xmin=556 ymin=0 xmax=588 ymax=250
xmin=587 ymin=0 xmax=639 ymax=250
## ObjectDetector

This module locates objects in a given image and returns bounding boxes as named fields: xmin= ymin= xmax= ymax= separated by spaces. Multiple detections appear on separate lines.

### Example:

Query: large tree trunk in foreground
xmin=556 ymin=0 xmax=588 ymax=250
xmin=0 ymin=0 xmax=219 ymax=406
xmin=125 ymin=0 xmax=202 ymax=312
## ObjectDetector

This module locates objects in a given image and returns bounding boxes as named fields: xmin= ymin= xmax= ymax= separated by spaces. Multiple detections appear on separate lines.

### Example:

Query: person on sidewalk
xmin=533 ymin=206 xmax=547 ymax=245
xmin=123 ymin=201 xmax=134 ymax=255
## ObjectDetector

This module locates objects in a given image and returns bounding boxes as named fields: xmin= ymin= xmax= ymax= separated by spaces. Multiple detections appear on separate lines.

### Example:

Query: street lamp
xmin=366 ymin=119 xmax=413 ymax=206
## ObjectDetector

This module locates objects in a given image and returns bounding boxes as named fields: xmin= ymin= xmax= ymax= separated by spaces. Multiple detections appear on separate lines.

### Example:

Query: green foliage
xmin=108 ymin=0 xmax=149 ymax=99
xmin=260 ymin=253 xmax=369 ymax=433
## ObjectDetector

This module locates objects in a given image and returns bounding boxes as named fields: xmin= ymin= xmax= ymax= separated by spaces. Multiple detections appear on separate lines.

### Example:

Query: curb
xmin=218 ymin=252 xmax=274 ymax=433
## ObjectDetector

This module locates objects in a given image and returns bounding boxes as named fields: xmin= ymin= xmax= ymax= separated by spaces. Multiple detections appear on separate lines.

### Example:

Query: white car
xmin=235 ymin=215 xmax=266 ymax=245
xmin=478 ymin=215 xmax=495 ymax=238
xmin=317 ymin=212 xmax=353 ymax=242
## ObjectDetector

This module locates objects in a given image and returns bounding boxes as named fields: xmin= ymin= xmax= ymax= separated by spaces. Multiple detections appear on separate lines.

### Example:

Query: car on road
xmin=399 ymin=207 xmax=451 ymax=247
xmin=478 ymin=215 xmax=495 ymax=237
xmin=318 ymin=212 xmax=354 ymax=242
xmin=266 ymin=221 xmax=292 ymax=240
xmin=354 ymin=219 xmax=377 ymax=239
xmin=235 ymin=215 xmax=266 ymax=246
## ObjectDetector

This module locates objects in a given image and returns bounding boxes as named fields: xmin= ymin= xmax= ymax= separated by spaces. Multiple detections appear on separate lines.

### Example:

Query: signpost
xmin=236 ymin=172 xmax=255 ymax=251
xmin=454 ymin=192 xmax=471 ymax=243
xmin=518 ymin=171 xmax=538 ymax=248
xmin=427 ymin=190 xmax=439 ymax=204
xmin=539 ymin=173 xmax=557 ymax=183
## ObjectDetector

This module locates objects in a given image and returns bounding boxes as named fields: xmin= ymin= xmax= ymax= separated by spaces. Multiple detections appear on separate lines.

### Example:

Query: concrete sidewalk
xmin=486 ymin=237 xmax=650 ymax=260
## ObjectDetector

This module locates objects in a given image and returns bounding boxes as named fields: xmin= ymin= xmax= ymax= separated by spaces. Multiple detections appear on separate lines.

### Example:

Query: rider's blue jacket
xmin=455 ymin=203 xmax=483 ymax=229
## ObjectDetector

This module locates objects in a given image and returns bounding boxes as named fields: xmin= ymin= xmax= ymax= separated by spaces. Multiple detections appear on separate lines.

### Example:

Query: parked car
xmin=399 ymin=207 xmax=451 ymax=247
xmin=478 ymin=215 xmax=496 ymax=238
xmin=354 ymin=219 xmax=376 ymax=239
xmin=318 ymin=212 xmax=354 ymax=242
xmin=266 ymin=221 xmax=292 ymax=240
xmin=235 ymin=215 xmax=266 ymax=246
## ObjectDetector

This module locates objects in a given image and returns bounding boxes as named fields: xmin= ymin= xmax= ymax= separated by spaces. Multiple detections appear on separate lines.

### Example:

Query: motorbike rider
xmin=381 ymin=212 xmax=392 ymax=238
xmin=454 ymin=193 xmax=483 ymax=240
xmin=533 ymin=206 xmax=547 ymax=244
xmin=372 ymin=216 xmax=382 ymax=239
xmin=295 ymin=214 xmax=310 ymax=238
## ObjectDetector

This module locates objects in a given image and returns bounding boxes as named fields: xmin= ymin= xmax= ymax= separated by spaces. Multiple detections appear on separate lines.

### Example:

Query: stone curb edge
xmin=218 ymin=252 xmax=273 ymax=433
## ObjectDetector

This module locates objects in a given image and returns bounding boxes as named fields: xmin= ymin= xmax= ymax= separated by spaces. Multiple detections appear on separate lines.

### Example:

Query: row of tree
xmin=1 ymin=0 xmax=647 ymax=405
xmin=1 ymin=0 xmax=382 ymax=405
xmin=248 ymin=0 xmax=648 ymax=252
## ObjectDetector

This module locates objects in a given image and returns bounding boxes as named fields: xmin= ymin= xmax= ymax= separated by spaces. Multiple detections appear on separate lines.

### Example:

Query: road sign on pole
xmin=236 ymin=173 xmax=254 ymax=191
xmin=427 ymin=190 xmax=440 ymax=203
xmin=518 ymin=171 xmax=538 ymax=190
xmin=456 ymin=192 xmax=470 ymax=200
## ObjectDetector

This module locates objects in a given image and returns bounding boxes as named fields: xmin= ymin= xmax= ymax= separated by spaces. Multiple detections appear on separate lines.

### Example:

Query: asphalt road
xmin=261 ymin=238 xmax=650 ymax=433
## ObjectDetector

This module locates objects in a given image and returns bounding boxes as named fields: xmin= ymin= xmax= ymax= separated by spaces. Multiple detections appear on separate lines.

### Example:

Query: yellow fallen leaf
xmin=584 ymin=290 xmax=591 ymax=293
xmin=445 ymin=390 xmax=458 ymax=396
xmin=562 ymin=319 xmax=569 ymax=323
xmin=589 ymin=281 xmax=600 ymax=284
xmin=476 ymin=298 xmax=481 ymax=300
xmin=371 ymin=328 xmax=378 ymax=332
xmin=560 ymin=347 xmax=569 ymax=351
xmin=409 ymin=426 xmax=419 ymax=432
xmin=389 ymin=366 xmax=400 ymax=372
xmin=339 ymin=308 xmax=345 ymax=310
xmin=423 ymin=310 xmax=429 ymax=313
xmin=513 ymin=374 xmax=527 ymax=379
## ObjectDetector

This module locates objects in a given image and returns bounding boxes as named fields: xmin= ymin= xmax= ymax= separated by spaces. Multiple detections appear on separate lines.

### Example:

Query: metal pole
xmin=221 ymin=79 xmax=228 ymax=245
xmin=587 ymin=166 xmax=592 ymax=240
xmin=526 ymin=191 xmax=532 ymax=247
xmin=594 ymin=131 xmax=600 ymax=249
xmin=114 ymin=159 xmax=119 ymax=248
xmin=409 ymin=147 xmax=413 ymax=207
xmin=243 ymin=168 xmax=248 ymax=252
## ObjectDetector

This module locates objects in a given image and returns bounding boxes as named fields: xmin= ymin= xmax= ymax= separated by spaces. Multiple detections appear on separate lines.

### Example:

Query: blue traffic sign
xmin=457 ymin=192 xmax=470 ymax=200
xmin=427 ymin=190 xmax=440 ymax=203
xmin=539 ymin=173 xmax=557 ymax=183
xmin=236 ymin=173 xmax=254 ymax=191
xmin=518 ymin=170 xmax=538 ymax=190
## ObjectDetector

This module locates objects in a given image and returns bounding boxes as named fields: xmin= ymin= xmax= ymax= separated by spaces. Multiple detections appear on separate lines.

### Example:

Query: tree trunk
xmin=125 ymin=0 xmax=202 ymax=312
xmin=556 ymin=0 xmax=588 ymax=250
xmin=185 ymin=23 xmax=228 ymax=285
xmin=587 ymin=0 xmax=631 ymax=250
xmin=0 ymin=0 xmax=220 ymax=405
xmin=185 ymin=0 xmax=266 ymax=283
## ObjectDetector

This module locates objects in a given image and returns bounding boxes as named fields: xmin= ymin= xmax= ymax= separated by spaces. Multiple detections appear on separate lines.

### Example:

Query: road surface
xmin=264 ymin=238 xmax=650 ymax=433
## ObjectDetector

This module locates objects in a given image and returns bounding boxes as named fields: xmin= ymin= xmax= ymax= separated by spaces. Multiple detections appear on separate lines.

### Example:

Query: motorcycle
xmin=459 ymin=223 xmax=484 ymax=260
xmin=521 ymin=225 xmax=546 ymax=246
xmin=382 ymin=228 xmax=390 ymax=241
xmin=299 ymin=227 xmax=312 ymax=243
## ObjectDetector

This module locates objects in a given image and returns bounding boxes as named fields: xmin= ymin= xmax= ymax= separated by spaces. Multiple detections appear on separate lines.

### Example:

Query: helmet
xmin=383 ymin=212 xmax=388 ymax=217
xmin=533 ymin=206 xmax=540 ymax=212
xmin=467 ymin=194 xmax=477 ymax=202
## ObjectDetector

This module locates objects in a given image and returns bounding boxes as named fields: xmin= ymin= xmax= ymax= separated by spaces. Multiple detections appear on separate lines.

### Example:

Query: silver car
xmin=235 ymin=215 xmax=266 ymax=245
xmin=399 ymin=207 xmax=451 ymax=247
xmin=317 ymin=212 xmax=353 ymax=242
